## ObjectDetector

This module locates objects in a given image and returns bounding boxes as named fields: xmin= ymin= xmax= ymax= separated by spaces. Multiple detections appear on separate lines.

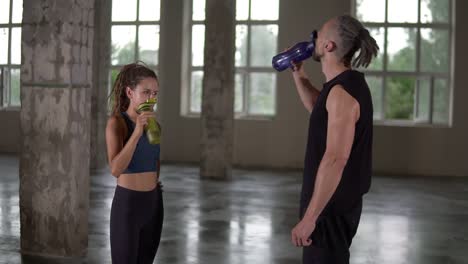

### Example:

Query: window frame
xmin=0 ymin=0 xmax=22 ymax=109
xmin=180 ymin=0 xmax=205 ymax=116
xmin=182 ymin=0 xmax=280 ymax=119
xmin=235 ymin=9 xmax=279 ymax=118
xmin=108 ymin=0 xmax=161 ymax=99
xmin=352 ymin=0 xmax=453 ymax=126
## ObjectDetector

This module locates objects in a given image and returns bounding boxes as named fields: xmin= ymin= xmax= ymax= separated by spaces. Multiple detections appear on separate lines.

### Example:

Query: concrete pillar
xmin=19 ymin=0 xmax=94 ymax=257
xmin=200 ymin=0 xmax=236 ymax=179
xmin=90 ymin=0 xmax=111 ymax=170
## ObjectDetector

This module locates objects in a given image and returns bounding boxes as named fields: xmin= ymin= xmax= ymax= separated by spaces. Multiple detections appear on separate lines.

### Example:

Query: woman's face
xmin=126 ymin=77 xmax=159 ymax=107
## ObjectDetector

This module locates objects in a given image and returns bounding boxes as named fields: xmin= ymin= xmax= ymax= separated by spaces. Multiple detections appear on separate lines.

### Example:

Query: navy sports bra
xmin=121 ymin=112 xmax=160 ymax=173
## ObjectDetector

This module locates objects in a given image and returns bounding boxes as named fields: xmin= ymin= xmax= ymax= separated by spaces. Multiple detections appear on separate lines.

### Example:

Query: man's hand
xmin=282 ymin=46 xmax=305 ymax=73
xmin=291 ymin=60 xmax=304 ymax=73
xmin=291 ymin=218 xmax=316 ymax=247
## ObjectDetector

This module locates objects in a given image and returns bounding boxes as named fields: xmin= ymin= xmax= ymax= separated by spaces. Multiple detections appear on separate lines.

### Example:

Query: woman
xmin=105 ymin=62 xmax=163 ymax=264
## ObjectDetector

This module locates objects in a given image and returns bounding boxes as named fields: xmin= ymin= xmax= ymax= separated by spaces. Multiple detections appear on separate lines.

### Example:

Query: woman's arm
xmin=105 ymin=116 xmax=138 ymax=177
xmin=105 ymin=112 xmax=154 ymax=177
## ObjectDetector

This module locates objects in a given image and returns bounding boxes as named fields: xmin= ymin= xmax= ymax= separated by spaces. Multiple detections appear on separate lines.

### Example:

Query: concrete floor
xmin=0 ymin=154 xmax=467 ymax=264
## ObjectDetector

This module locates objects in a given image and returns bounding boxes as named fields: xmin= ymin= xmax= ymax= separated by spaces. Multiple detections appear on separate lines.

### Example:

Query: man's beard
xmin=312 ymin=51 xmax=321 ymax=62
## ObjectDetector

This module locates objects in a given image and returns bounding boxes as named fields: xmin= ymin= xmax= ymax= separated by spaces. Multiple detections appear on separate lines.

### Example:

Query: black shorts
xmin=302 ymin=198 xmax=363 ymax=264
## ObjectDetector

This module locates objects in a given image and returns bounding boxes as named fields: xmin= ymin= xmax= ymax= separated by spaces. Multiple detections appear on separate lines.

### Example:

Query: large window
xmin=184 ymin=0 xmax=279 ymax=117
xmin=354 ymin=0 xmax=453 ymax=125
xmin=109 ymin=0 xmax=161 ymax=90
xmin=0 ymin=0 xmax=22 ymax=108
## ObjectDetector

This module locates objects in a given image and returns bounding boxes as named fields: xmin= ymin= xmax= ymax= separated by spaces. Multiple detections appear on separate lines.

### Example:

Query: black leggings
xmin=303 ymin=199 xmax=362 ymax=264
xmin=110 ymin=184 xmax=164 ymax=264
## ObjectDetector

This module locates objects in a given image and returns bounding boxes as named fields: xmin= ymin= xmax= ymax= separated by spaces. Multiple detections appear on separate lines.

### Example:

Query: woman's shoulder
xmin=107 ymin=114 xmax=127 ymax=130
xmin=107 ymin=113 xmax=121 ymax=124
xmin=106 ymin=114 xmax=129 ymax=140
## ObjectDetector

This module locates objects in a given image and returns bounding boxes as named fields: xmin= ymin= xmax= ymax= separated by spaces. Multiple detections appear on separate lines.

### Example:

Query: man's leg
xmin=303 ymin=245 xmax=350 ymax=264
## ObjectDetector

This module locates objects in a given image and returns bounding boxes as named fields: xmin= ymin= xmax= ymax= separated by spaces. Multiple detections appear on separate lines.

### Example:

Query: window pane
xmin=138 ymin=25 xmax=159 ymax=65
xmin=0 ymin=0 xmax=10 ymax=23
xmin=366 ymin=76 xmax=383 ymax=120
xmin=236 ymin=0 xmax=249 ymax=20
xmin=0 ymin=28 xmax=8 ymax=64
xmin=139 ymin=0 xmax=160 ymax=21
xmin=235 ymin=73 xmax=244 ymax=112
xmin=190 ymin=71 xmax=203 ymax=113
xmin=235 ymin=25 xmax=248 ymax=67
xmin=251 ymin=0 xmax=279 ymax=20
xmin=433 ymin=78 xmax=449 ymax=124
xmin=420 ymin=28 xmax=449 ymax=73
xmin=12 ymin=0 xmax=23 ymax=23
xmin=414 ymin=77 xmax=450 ymax=124
xmin=11 ymin=27 xmax=21 ymax=65
xmin=415 ymin=78 xmax=430 ymax=122
xmin=421 ymin=0 xmax=449 ymax=23
xmin=355 ymin=0 xmax=385 ymax=22
xmin=385 ymin=76 xmax=415 ymax=120
xmin=249 ymin=73 xmax=276 ymax=115
xmin=192 ymin=0 xmax=205 ymax=21
xmin=112 ymin=0 xmax=137 ymax=21
xmin=192 ymin=25 xmax=205 ymax=66
xmin=250 ymin=25 xmax=278 ymax=67
xmin=388 ymin=0 xmax=418 ymax=23
xmin=10 ymin=68 xmax=20 ymax=106
xmin=365 ymin=27 xmax=384 ymax=71
xmin=387 ymin=28 xmax=416 ymax=72
xmin=111 ymin=26 xmax=136 ymax=65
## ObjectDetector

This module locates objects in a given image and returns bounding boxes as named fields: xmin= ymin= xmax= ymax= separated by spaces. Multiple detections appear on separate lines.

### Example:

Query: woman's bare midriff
xmin=117 ymin=172 xmax=159 ymax=191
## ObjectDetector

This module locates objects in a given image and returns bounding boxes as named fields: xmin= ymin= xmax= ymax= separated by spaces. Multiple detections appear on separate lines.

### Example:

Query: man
xmin=290 ymin=15 xmax=379 ymax=264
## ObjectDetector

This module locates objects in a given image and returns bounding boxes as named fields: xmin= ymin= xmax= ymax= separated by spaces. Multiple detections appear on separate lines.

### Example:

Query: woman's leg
xmin=110 ymin=186 xmax=141 ymax=264
xmin=137 ymin=185 xmax=164 ymax=264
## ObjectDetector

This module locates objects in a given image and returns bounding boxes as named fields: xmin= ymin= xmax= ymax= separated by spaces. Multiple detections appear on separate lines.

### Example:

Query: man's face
xmin=312 ymin=32 xmax=323 ymax=62
xmin=312 ymin=20 xmax=335 ymax=62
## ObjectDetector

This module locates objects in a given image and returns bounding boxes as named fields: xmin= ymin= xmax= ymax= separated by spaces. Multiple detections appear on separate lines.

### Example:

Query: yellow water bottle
xmin=136 ymin=98 xmax=160 ymax=144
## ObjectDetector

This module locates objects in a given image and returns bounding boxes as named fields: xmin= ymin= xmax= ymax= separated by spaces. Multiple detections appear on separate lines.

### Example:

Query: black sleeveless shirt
xmin=300 ymin=69 xmax=373 ymax=217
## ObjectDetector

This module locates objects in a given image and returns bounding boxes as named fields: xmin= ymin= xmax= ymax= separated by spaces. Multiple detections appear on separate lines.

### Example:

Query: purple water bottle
xmin=272 ymin=30 xmax=317 ymax=72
